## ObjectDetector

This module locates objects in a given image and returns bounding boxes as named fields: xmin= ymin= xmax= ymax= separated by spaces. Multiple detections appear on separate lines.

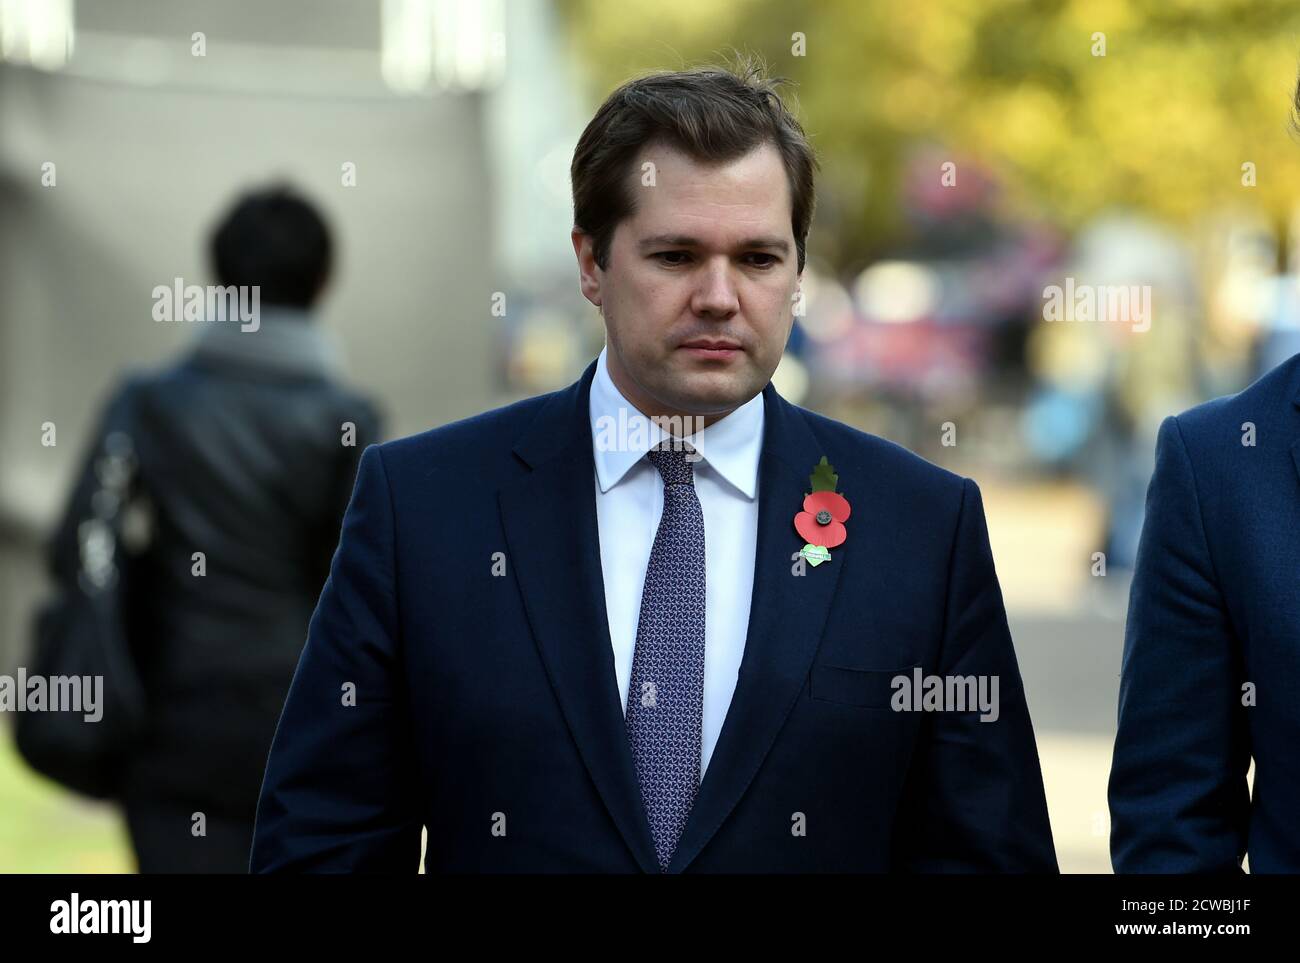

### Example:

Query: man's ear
xmin=571 ymin=229 xmax=602 ymax=307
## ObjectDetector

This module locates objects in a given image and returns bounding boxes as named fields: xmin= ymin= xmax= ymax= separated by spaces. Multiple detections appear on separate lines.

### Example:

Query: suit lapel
xmin=497 ymin=359 xmax=660 ymax=873
xmin=499 ymin=361 xmax=844 ymax=874
xmin=666 ymin=382 xmax=845 ymax=873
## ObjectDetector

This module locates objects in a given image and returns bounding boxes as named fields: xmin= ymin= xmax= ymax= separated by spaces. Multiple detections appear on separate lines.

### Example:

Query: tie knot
xmin=646 ymin=441 xmax=697 ymax=486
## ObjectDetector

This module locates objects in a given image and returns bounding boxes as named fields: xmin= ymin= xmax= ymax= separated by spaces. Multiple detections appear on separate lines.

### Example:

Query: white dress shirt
xmin=588 ymin=344 xmax=764 ymax=779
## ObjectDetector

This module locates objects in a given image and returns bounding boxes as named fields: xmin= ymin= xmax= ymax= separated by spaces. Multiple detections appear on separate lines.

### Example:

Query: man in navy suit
xmin=251 ymin=61 xmax=1057 ymax=873
xmin=1110 ymin=352 xmax=1300 ymax=873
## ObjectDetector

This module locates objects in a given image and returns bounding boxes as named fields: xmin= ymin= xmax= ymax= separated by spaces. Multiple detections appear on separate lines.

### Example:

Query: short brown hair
xmin=570 ymin=56 xmax=818 ymax=274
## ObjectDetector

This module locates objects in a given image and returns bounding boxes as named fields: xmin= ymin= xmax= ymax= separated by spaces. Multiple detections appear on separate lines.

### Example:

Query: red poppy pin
xmin=793 ymin=456 xmax=850 ymax=567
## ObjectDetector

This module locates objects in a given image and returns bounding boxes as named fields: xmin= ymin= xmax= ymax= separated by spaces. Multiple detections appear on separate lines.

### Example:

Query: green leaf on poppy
xmin=800 ymin=543 xmax=831 ymax=566
xmin=808 ymin=456 xmax=838 ymax=493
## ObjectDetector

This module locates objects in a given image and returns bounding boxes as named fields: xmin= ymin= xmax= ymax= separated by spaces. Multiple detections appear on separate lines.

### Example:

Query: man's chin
xmin=658 ymin=378 xmax=761 ymax=419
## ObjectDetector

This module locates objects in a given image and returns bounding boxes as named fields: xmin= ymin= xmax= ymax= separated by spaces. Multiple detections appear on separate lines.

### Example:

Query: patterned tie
xmin=625 ymin=440 xmax=707 ymax=873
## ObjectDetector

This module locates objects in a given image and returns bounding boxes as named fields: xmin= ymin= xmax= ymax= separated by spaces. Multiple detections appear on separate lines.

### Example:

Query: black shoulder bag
xmin=14 ymin=387 xmax=148 ymax=799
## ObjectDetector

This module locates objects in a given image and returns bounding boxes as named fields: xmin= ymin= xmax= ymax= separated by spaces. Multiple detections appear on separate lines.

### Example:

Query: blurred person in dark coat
xmin=46 ymin=185 xmax=381 ymax=872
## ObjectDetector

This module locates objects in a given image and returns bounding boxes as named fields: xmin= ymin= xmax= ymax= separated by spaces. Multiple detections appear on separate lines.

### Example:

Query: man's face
xmin=572 ymin=140 xmax=801 ymax=426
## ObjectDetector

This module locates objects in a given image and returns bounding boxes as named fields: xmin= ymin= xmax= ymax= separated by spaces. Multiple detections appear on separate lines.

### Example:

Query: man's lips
xmin=679 ymin=343 xmax=742 ymax=360
xmin=679 ymin=340 xmax=742 ymax=351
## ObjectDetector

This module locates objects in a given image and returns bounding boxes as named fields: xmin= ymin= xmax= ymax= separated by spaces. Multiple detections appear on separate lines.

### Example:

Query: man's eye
xmin=746 ymin=254 xmax=778 ymax=269
xmin=654 ymin=251 xmax=690 ymax=265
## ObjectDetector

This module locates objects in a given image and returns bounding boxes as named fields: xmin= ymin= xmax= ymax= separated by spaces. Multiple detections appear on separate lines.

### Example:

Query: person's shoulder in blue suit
xmin=1110 ymin=352 xmax=1300 ymax=873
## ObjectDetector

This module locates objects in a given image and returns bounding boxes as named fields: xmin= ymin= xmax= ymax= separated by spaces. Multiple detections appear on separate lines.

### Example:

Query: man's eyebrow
xmin=637 ymin=234 xmax=791 ymax=254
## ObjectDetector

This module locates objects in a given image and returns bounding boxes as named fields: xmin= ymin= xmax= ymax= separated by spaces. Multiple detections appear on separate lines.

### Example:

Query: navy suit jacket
xmin=1111 ymin=353 xmax=1300 ymax=873
xmin=251 ymin=358 xmax=1057 ymax=872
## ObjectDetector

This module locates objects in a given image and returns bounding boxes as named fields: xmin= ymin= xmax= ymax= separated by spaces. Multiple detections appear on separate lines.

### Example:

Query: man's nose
xmin=690 ymin=258 xmax=740 ymax=317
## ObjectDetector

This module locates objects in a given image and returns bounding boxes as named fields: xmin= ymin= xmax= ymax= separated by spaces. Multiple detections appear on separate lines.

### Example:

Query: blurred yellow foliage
xmin=558 ymin=0 xmax=1300 ymax=267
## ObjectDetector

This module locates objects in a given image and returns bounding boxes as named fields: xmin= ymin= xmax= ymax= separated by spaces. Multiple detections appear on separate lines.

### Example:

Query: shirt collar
xmin=588 ymin=343 xmax=765 ymax=499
